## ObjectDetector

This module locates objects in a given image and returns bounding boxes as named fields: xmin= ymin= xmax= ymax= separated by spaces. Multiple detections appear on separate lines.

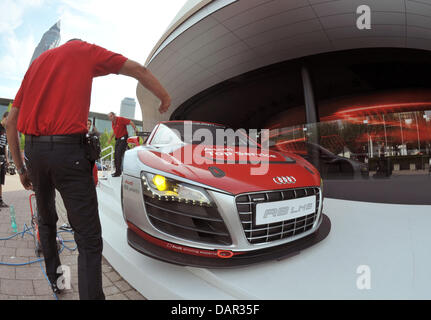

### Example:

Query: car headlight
xmin=141 ymin=172 xmax=213 ymax=207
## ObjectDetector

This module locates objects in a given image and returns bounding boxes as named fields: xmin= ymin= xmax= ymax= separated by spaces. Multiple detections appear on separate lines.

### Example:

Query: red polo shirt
xmin=112 ymin=116 xmax=131 ymax=138
xmin=13 ymin=40 xmax=128 ymax=136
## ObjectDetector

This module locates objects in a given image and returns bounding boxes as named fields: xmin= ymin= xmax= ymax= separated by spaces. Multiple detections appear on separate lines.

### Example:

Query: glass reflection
xmin=268 ymin=110 xmax=431 ymax=180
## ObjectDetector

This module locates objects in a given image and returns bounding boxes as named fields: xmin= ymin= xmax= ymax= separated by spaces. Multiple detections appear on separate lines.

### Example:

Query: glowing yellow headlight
xmin=153 ymin=175 xmax=167 ymax=191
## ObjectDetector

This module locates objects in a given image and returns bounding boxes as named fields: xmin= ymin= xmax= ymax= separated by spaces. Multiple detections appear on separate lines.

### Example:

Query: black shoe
xmin=59 ymin=223 xmax=73 ymax=232
xmin=0 ymin=201 xmax=9 ymax=208
xmin=111 ymin=172 xmax=121 ymax=177
xmin=51 ymin=283 xmax=64 ymax=295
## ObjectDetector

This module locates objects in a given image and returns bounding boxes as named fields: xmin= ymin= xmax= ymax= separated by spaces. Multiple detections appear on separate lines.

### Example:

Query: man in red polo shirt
xmin=7 ymin=39 xmax=170 ymax=300
xmin=107 ymin=112 xmax=136 ymax=177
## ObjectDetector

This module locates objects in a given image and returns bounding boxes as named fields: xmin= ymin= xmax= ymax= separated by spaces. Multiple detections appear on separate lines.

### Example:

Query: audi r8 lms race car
xmin=121 ymin=121 xmax=330 ymax=268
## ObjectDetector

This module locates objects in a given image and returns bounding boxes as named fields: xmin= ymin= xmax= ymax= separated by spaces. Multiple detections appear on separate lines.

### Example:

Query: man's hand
xmin=119 ymin=60 xmax=171 ymax=114
xmin=159 ymin=96 xmax=171 ymax=114
xmin=19 ymin=171 xmax=33 ymax=190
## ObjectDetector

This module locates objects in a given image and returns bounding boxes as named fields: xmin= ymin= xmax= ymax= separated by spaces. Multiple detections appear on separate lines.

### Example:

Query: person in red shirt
xmin=107 ymin=112 xmax=136 ymax=177
xmin=7 ymin=39 xmax=170 ymax=300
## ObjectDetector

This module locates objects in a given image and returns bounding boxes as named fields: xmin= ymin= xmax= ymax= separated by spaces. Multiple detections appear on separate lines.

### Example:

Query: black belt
xmin=25 ymin=134 xmax=87 ymax=144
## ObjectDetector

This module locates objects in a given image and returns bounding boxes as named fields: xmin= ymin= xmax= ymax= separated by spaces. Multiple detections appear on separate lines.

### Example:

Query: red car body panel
xmin=137 ymin=144 xmax=320 ymax=195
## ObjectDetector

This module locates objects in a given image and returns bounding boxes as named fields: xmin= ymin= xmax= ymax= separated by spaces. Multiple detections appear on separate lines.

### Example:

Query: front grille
xmin=235 ymin=187 xmax=320 ymax=244
xmin=143 ymin=195 xmax=232 ymax=246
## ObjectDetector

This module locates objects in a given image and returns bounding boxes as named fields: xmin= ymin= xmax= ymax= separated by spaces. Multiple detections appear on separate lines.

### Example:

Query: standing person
xmin=7 ymin=39 xmax=170 ymax=300
xmin=0 ymin=112 xmax=9 ymax=208
xmin=107 ymin=112 xmax=136 ymax=177
xmin=87 ymin=119 xmax=100 ymax=137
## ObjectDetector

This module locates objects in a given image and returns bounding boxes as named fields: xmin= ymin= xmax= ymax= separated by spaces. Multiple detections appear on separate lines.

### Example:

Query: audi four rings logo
xmin=273 ymin=176 xmax=296 ymax=184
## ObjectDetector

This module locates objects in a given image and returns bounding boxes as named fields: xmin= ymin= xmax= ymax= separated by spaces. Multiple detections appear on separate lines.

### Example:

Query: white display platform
xmin=93 ymin=175 xmax=431 ymax=299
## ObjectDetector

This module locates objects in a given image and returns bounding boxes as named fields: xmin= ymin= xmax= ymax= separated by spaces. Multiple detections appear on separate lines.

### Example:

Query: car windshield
xmin=157 ymin=122 xmax=258 ymax=147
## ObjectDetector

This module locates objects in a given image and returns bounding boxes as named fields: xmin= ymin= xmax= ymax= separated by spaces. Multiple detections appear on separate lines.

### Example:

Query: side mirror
xmin=136 ymin=132 xmax=151 ymax=144
xmin=127 ymin=137 xmax=141 ymax=147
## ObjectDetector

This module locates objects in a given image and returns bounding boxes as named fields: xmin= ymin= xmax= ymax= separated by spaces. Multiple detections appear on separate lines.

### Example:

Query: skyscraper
xmin=29 ymin=21 xmax=61 ymax=66
xmin=120 ymin=97 xmax=136 ymax=119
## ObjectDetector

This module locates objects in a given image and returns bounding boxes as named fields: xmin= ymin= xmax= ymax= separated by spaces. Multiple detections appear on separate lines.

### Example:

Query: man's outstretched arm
xmin=119 ymin=60 xmax=171 ymax=114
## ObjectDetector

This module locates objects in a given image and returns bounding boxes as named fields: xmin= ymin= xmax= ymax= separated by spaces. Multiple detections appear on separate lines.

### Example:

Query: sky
xmin=0 ymin=0 xmax=188 ymax=120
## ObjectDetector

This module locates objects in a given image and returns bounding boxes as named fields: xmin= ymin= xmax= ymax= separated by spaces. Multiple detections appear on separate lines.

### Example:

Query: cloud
xmin=0 ymin=0 xmax=44 ymax=98
xmin=0 ymin=0 xmax=45 ymax=34
xmin=0 ymin=33 xmax=36 ymax=79
xmin=58 ymin=0 xmax=186 ymax=60
xmin=0 ymin=84 xmax=21 ymax=100
xmin=57 ymin=0 xmax=188 ymax=117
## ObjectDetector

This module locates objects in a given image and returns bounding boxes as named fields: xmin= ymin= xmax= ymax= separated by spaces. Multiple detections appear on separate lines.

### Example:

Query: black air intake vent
xmin=143 ymin=194 xmax=231 ymax=246
xmin=236 ymin=187 xmax=320 ymax=244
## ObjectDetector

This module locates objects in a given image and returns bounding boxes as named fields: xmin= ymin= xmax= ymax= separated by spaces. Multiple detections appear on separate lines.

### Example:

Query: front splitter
xmin=127 ymin=214 xmax=331 ymax=268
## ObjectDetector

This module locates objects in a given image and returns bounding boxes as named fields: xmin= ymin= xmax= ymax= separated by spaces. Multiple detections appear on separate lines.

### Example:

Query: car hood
xmin=137 ymin=144 xmax=321 ymax=195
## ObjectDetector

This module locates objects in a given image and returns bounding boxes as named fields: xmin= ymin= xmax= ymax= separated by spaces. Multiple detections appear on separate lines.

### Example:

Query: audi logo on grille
xmin=273 ymin=176 xmax=296 ymax=185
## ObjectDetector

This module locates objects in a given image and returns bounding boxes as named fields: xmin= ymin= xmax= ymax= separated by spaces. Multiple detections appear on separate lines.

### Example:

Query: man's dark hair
xmin=2 ymin=112 xmax=9 ymax=119
xmin=67 ymin=38 xmax=82 ymax=43
xmin=87 ymin=119 xmax=92 ymax=124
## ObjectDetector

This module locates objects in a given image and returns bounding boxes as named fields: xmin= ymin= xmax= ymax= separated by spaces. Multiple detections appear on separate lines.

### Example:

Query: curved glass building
xmin=137 ymin=0 xmax=431 ymax=204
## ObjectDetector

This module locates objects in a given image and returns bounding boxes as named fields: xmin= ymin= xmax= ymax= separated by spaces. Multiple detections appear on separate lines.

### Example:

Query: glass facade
xmin=172 ymin=62 xmax=306 ymax=129
xmin=269 ymin=108 xmax=431 ymax=177
xmin=0 ymin=105 xmax=9 ymax=117
xmin=263 ymin=49 xmax=431 ymax=204
xmin=175 ymin=47 xmax=431 ymax=204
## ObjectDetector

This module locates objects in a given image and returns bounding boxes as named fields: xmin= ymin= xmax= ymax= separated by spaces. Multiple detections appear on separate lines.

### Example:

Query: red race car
xmin=121 ymin=121 xmax=330 ymax=267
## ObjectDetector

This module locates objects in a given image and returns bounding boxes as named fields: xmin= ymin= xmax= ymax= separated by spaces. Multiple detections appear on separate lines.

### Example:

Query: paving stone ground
xmin=0 ymin=173 xmax=145 ymax=300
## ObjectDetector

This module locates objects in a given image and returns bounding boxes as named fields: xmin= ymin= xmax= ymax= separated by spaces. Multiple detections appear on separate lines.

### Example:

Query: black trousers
xmin=114 ymin=135 xmax=128 ymax=174
xmin=24 ymin=142 xmax=105 ymax=300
